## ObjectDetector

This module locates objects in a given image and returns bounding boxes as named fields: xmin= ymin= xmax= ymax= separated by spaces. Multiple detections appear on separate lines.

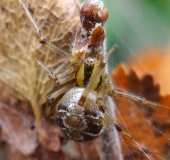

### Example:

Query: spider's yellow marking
xmin=76 ymin=63 xmax=85 ymax=87
xmin=76 ymin=62 xmax=101 ymax=90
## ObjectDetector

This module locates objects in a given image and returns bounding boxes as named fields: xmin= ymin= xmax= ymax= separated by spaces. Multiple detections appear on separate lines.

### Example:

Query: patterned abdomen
xmin=56 ymin=87 xmax=107 ymax=142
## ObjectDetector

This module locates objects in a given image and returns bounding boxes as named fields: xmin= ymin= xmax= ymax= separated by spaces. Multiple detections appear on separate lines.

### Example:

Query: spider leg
xmin=18 ymin=0 xmax=77 ymax=62
xmin=96 ymin=85 xmax=151 ymax=157
xmin=36 ymin=60 xmax=76 ymax=117
xmin=108 ymin=89 xmax=165 ymax=108
xmin=36 ymin=60 xmax=75 ymax=86
xmin=95 ymin=97 xmax=135 ymax=141
xmin=96 ymin=73 xmax=167 ymax=142
xmin=46 ymin=84 xmax=74 ymax=117
xmin=101 ymin=71 xmax=166 ymax=108
xmin=104 ymin=107 xmax=150 ymax=160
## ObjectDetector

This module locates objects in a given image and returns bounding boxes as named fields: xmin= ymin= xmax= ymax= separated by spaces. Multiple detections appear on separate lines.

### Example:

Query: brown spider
xmin=18 ymin=0 xmax=165 ymax=144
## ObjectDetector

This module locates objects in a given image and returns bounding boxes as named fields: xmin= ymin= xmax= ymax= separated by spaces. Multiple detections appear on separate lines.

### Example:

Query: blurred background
xmin=80 ymin=0 xmax=170 ymax=71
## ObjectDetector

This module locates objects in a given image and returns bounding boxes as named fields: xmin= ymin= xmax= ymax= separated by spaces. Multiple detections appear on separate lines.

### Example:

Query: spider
xmin=18 ymin=0 xmax=165 ymax=144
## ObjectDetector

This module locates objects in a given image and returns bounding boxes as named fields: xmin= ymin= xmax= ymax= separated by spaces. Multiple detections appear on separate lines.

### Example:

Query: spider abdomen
xmin=56 ymin=87 xmax=107 ymax=142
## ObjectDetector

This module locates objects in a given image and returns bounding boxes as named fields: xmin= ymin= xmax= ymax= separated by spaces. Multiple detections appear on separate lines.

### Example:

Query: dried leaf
xmin=128 ymin=47 xmax=170 ymax=95
xmin=0 ymin=0 xmax=80 ymax=159
xmin=0 ymin=86 xmax=37 ymax=155
xmin=8 ymin=145 xmax=68 ymax=160
xmin=0 ymin=0 xmax=80 ymax=108
xmin=38 ymin=121 xmax=65 ymax=152
xmin=112 ymin=62 xmax=170 ymax=159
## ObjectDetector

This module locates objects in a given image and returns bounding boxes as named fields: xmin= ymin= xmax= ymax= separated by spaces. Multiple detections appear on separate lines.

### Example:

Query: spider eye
xmin=85 ymin=57 xmax=94 ymax=66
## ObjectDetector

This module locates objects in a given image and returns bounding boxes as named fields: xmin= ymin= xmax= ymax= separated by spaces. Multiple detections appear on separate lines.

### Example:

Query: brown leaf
xmin=112 ymin=61 xmax=170 ymax=159
xmin=128 ymin=47 xmax=170 ymax=95
xmin=7 ymin=144 xmax=68 ymax=160
xmin=0 ymin=101 xmax=37 ymax=155
xmin=38 ymin=121 xmax=65 ymax=152
xmin=0 ymin=0 xmax=80 ymax=159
